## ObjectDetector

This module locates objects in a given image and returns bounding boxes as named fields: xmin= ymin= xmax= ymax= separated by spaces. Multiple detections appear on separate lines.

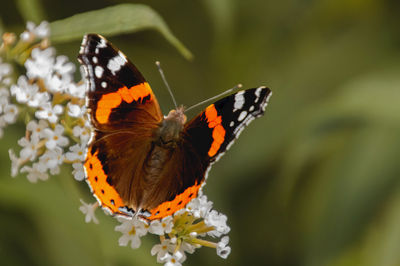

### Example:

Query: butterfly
xmin=78 ymin=34 xmax=272 ymax=220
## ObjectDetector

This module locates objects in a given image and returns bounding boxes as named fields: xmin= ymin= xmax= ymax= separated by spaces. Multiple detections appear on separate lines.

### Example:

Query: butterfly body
xmin=78 ymin=34 xmax=272 ymax=220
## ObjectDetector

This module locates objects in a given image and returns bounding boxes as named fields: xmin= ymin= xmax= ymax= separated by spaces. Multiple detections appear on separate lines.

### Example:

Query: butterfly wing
xmin=143 ymin=87 xmax=272 ymax=220
xmin=78 ymin=34 xmax=163 ymax=216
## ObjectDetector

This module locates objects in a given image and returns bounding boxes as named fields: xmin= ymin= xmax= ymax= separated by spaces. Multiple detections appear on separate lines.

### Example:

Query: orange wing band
xmin=148 ymin=182 xmax=202 ymax=220
xmin=204 ymin=104 xmax=226 ymax=157
xmin=85 ymin=148 xmax=125 ymax=214
xmin=95 ymin=82 xmax=153 ymax=124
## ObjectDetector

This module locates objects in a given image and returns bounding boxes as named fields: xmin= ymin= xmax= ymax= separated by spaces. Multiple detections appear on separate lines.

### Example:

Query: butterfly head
xmin=156 ymin=106 xmax=187 ymax=148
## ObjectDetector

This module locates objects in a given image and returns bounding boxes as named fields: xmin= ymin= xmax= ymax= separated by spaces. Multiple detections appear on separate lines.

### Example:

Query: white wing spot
xmin=107 ymin=55 xmax=126 ymax=75
xmin=92 ymin=56 xmax=98 ymax=64
xmin=101 ymin=81 xmax=107 ymax=88
xmin=95 ymin=66 xmax=104 ymax=78
xmin=255 ymin=87 xmax=263 ymax=102
xmin=97 ymin=38 xmax=107 ymax=48
xmin=238 ymin=110 xmax=247 ymax=122
xmin=249 ymin=105 xmax=255 ymax=112
xmin=230 ymin=121 xmax=234 ymax=127
xmin=233 ymin=91 xmax=245 ymax=112
xmin=95 ymin=48 xmax=99 ymax=54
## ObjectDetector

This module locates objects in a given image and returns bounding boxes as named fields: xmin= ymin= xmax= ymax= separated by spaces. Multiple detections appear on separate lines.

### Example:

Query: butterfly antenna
xmin=185 ymin=84 xmax=242 ymax=112
xmin=156 ymin=61 xmax=178 ymax=109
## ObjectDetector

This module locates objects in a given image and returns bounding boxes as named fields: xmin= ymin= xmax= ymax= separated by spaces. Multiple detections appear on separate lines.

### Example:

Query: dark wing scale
xmin=79 ymin=34 xmax=163 ymax=217
xmin=142 ymin=87 xmax=272 ymax=220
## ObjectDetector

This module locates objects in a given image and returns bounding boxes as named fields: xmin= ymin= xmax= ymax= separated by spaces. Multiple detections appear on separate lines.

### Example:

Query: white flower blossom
xmin=216 ymin=236 xmax=231 ymax=259
xmin=72 ymin=125 xmax=90 ymax=144
xmin=151 ymin=239 xmax=175 ymax=263
xmin=149 ymin=216 xmax=173 ymax=235
xmin=67 ymin=102 xmax=86 ymax=118
xmin=79 ymin=199 xmax=99 ymax=224
xmin=205 ymin=210 xmax=230 ymax=237
xmin=38 ymin=146 xmax=64 ymax=174
xmin=186 ymin=195 xmax=213 ymax=218
xmin=65 ymin=143 xmax=86 ymax=162
xmin=0 ymin=59 xmax=12 ymax=80
xmin=26 ymin=120 xmax=48 ymax=139
xmin=25 ymin=47 xmax=55 ymax=79
xmin=3 ymin=104 xmax=18 ymax=123
xmin=66 ymin=82 xmax=86 ymax=99
xmin=17 ymin=135 xmax=40 ymax=161
xmin=160 ymin=251 xmax=185 ymax=266
xmin=115 ymin=217 xmax=148 ymax=249
xmin=72 ymin=162 xmax=85 ymax=181
xmin=35 ymin=103 xmax=63 ymax=124
xmin=9 ymin=149 xmax=21 ymax=177
xmin=43 ymin=124 xmax=69 ymax=150
xmin=20 ymin=21 xmax=50 ymax=41
xmin=20 ymin=163 xmax=49 ymax=183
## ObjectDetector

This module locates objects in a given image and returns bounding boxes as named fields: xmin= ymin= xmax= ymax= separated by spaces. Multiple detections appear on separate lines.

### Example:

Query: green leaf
xmin=49 ymin=4 xmax=193 ymax=60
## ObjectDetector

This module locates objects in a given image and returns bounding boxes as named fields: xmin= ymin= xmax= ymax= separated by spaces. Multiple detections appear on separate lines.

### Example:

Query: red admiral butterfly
xmin=78 ymin=34 xmax=272 ymax=220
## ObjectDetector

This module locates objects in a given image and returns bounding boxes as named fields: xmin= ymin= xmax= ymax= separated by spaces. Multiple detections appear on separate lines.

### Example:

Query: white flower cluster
xmin=0 ymin=59 xmax=18 ymax=137
xmin=110 ymin=194 xmax=231 ymax=265
xmin=3 ymin=21 xmax=231 ymax=265
xmin=3 ymin=21 xmax=90 ymax=182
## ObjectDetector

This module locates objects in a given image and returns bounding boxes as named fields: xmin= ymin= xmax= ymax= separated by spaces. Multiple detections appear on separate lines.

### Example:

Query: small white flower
xmin=20 ymin=163 xmax=49 ymax=183
xmin=11 ymin=76 xmax=50 ymax=107
xmin=0 ymin=60 xmax=12 ymax=80
xmin=66 ymin=143 xmax=86 ymax=162
xmin=205 ymin=210 xmax=230 ymax=237
xmin=38 ymin=146 xmax=64 ymax=174
xmin=149 ymin=216 xmax=173 ymax=235
xmin=35 ymin=103 xmax=63 ymax=124
xmin=3 ymin=104 xmax=18 ymax=123
xmin=72 ymin=162 xmax=85 ymax=181
xmin=186 ymin=195 xmax=213 ymax=218
xmin=115 ymin=217 xmax=148 ymax=249
xmin=180 ymin=241 xmax=196 ymax=255
xmin=151 ymin=239 xmax=175 ymax=263
xmin=20 ymin=21 xmax=50 ymax=41
xmin=25 ymin=47 xmax=54 ymax=79
xmin=9 ymin=149 xmax=21 ymax=177
xmin=53 ymin=55 xmax=75 ymax=77
xmin=79 ymin=199 xmax=99 ymax=224
xmin=66 ymin=82 xmax=86 ymax=99
xmin=72 ymin=125 xmax=90 ymax=144
xmin=27 ymin=120 xmax=48 ymax=139
xmin=17 ymin=135 xmax=40 ymax=161
xmin=67 ymin=102 xmax=86 ymax=118
xmin=216 ymin=236 xmax=231 ymax=259
xmin=160 ymin=251 xmax=185 ymax=266
xmin=43 ymin=124 xmax=69 ymax=149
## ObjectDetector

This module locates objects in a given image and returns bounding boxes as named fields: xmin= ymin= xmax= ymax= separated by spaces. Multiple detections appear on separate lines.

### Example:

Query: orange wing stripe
xmin=84 ymin=148 xmax=125 ymax=214
xmin=148 ymin=182 xmax=202 ymax=220
xmin=204 ymin=104 xmax=226 ymax=157
xmin=95 ymin=82 xmax=153 ymax=124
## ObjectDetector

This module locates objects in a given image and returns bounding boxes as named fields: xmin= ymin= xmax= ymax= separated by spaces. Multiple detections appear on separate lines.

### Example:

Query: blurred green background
xmin=1 ymin=0 xmax=400 ymax=265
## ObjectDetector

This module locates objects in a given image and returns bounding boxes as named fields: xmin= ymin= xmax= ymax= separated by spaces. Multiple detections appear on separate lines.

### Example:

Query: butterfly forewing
xmin=79 ymin=34 xmax=163 ymax=216
xmin=78 ymin=34 xmax=162 ymax=129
